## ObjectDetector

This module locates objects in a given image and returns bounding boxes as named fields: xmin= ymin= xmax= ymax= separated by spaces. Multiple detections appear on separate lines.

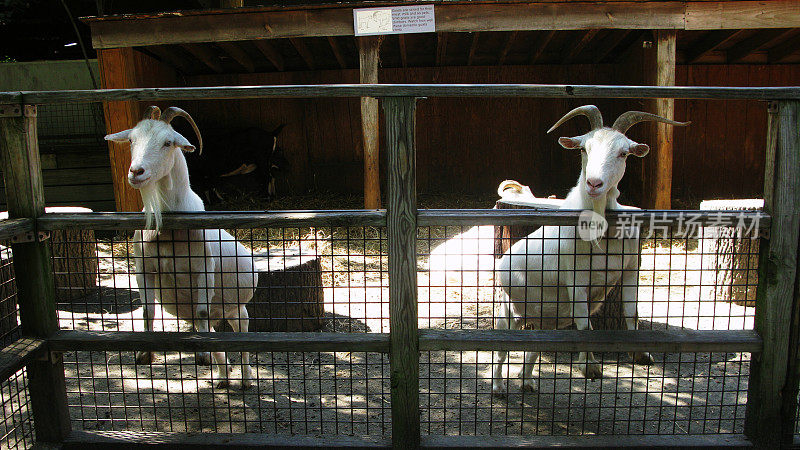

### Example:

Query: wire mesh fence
xmin=40 ymin=214 xmax=762 ymax=438
xmin=0 ymin=240 xmax=20 ymax=346
xmin=0 ymin=368 xmax=34 ymax=450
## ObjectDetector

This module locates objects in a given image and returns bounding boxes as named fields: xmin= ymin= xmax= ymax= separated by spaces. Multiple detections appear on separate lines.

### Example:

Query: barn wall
xmin=185 ymin=63 xmax=795 ymax=205
xmin=0 ymin=60 xmax=115 ymax=211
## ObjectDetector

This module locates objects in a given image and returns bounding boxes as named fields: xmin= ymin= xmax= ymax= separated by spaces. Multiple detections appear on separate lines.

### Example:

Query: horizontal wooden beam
xmin=6 ymin=84 xmax=800 ymax=105
xmin=0 ymin=217 xmax=33 ymax=241
xmin=84 ymin=1 xmax=800 ymax=49
xmin=65 ymin=430 xmax=389 ymax=449
xmin=0 ymin=337 xmax=45 ymax=381
xmin=417 ymin=209 xmax=770 ymax=229
xmin=63 ymin=430 xmax=753 ymax=449
xmin=48 ymin=331 xmax=390 ymax=353
xmin=36 ymin=210 xmax=387 ymax=230
xmin=419 ymin=329 xmax=762 ymax=353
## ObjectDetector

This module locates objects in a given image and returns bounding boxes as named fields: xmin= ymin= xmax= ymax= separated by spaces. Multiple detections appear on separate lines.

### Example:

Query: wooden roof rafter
xmin=467 ymin=32 xmax=480 ymax=66
xmin=181 ymin=43 xmax=223 ymax=73
xmin=530 ymin=31 xmax=555 ymax=64
xmin=253 ymin=39 xmax=285 ymax=71
xmin=726 ymin=28 xmax=798 ymax=62
xmin=564 ymin=29 xmax=600 ymax=64
xmin=436 ymin=33 xmax=448 ymax=66
xmin=290 ymin=38 xmax=315 ymax=70
xmin=398 ymin=35 xmax=408 ymax=68
xmin=768 ymin=33 xmax=800 ymax=63
xmin=216 ymin=42 xmax=255 ymax=72
xmin=591 ymin=30 xmax=632 ymax=63
xmin=497 ymin=31 xmax=518 ymax=66
xmin=327 ymin=36 xmax=348 ymax=69
xmin=686 ymin=30 xmax=746 ymax=63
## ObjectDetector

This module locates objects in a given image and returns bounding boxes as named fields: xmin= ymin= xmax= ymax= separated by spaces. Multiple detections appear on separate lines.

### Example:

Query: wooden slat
xmin=36 ymin=210 xmax=387 ymax=231
xmin=63 ymin=430 xmax=752 ymax=449
xmin=253 ymin=40 xmax=285 ymax=71
xmin=419 ymin=329 xmax=762 ymax=353
xmin=0 ymin=338 xmax=45 ymax=381
xmin=727 ymin=29 xmax=797 ymax=63
xmin=181 ymin=44 xmax=223 ymax=73
xmin=217 ymin=42 xmax=255 ymax=72
xmin=290 ymin=38 xmax=315 ymax=70
xmin=65 ymin=430 xmax=389 ymax=449
xmin=11 ymin=85 xmax=800 ymax=105
xmin=529 ymin=31 xmax=555 ymax=64
xmin=48 ymin=330 xmax=390 ymax=353
xmin=593 ymin=30 xmax=632 ymax=63
xmin=0 ymin=105 xmax=71 ymax=443
xmin=745 ymin=100 xmax=800 ymax=447
xmin=767 ymin=33 xmax=800 ymax=63
xmin=654 ymin=30 xmax=677 ymax=209
xmin=327 ymin=36 xmax=347 ymax=69
xmin=384 ymin=97 xmax=419 ymax=449
xmin=0 ymin=218 xmax=33 ymax=241
xmin=497 ymin=31 xmax=518 ymax=66
xmin=564 ymin=29 xmax=599 ymax=64
xmin=359 ymin=37 xmax=382 ymax=210
xmin=417 ymin=209 xmax=770 ymax=229
xmin=686 ymin=30 xmax=744 ymax=63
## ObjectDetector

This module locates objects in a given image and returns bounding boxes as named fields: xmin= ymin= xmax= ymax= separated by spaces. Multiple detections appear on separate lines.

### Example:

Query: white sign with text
xmin=354 ymin=4 xmax=435 ymax=36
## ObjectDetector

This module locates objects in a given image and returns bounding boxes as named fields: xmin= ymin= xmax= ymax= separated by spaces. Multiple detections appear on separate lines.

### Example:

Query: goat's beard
xmin=139 ymin=183 xmax=166 ymax=232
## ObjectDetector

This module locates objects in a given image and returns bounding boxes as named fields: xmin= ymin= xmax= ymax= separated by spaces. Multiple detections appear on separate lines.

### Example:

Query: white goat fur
xmin=105 ymin=109 xmax=257 ymax=389
xmin=492 ymin=106 xmax=688 ymax=395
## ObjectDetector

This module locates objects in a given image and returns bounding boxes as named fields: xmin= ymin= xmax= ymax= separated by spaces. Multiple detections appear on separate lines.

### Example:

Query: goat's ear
xmin=558 ymin=137 xmax=583 ymax=150
xmin=173 ymin=132 xmax=196 ymax=153
xmin=630 ymin=143 xmax=650 ymax=157
xmin=104 ymin=129 xmax=131 ymax=142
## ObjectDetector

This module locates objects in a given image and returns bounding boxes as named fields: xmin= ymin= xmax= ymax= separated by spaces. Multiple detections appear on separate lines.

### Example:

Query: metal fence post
xmin=384 ymin=96 xmax=420 ymax=449
xmin=745 ymin=100 xmax=800 ymax=447
xmin=0 ymin=104 xmax=71 ymax=444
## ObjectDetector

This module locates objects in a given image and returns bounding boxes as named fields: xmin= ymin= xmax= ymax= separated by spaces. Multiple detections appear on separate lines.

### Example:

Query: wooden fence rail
xmin=0 ymin=85 xmax=798 ymax=449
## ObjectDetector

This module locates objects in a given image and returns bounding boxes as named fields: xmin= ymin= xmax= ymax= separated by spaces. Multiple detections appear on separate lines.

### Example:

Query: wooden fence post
xmin=384 ymin=96 xmax=419 ymax=449
xmin=745 ymin=100 xmax=800 ymax=447
xmin=0 ymin=104 xmax=71 ymax=444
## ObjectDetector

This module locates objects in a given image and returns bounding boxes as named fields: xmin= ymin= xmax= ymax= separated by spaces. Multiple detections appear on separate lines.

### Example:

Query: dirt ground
xmin=47 ymin=204 xmax=754 ymax=438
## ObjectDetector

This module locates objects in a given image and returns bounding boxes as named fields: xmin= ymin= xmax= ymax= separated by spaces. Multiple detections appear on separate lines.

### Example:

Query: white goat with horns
xmin=105 ymin=106 xmax=257 ymax=389
xmin=492 ymin=105 xmax=689 ymax=395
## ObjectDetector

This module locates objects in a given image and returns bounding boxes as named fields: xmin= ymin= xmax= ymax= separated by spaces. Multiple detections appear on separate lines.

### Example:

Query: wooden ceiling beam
xmin=529 ymin=31 xmax=555 ymax=64
xmin=217 ymin=42 xmax=255 ymax=72
xmin=181 ymin=44 xmax=223 ymax=73
xmin=685 ymin=30 xmax=745 ymax=63
xmin=592 ymin=30 xmax=631 ymax=63
xmin=564 ymin=29 xmax=599 ymax=64
xmin=498 ymin=31 xmax=518 ymax=66
xmin=467 ymin=32 xmax=479 ymax=66
xmin=327 ymin=36 xmax=347 ymax=69
xmin=436 ymin=33 xmax=448 ymax=66
xmin=727 ymin=29 xmax=797 ymax=62
xmin=768 ymin=33 xmax=800 ymax=62
xmin=253 ymin=39 xmax=285 ymax=71
xmin=398 ymin=35 xmax=407 ymax=68
xmin=89 ymin=2 xmax=800 ymax=50
xmin=290 ymin=38 xmax=315 ymax=70
xmin=140 ymin=46 xmax=195 ymax=74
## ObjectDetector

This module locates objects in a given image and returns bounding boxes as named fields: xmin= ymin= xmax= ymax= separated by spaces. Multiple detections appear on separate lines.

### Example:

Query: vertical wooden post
xmin=653 ymin=30 xmax=676 ymax=210
xmin=384 ymin=96 xmax=419 ymax=449
xmin=360 ymin=36 xmax=382 ymax=209
xmin=97 ymin=48 xmax=143 ymax=213
xmin=745 ymin=101 xmax=800 ymax=447
xmin=0 ymin=104 xmax=71 ymax=444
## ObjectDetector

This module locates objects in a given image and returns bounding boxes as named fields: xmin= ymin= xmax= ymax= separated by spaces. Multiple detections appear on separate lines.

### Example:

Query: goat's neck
xmin=157 ymin=152 xmax=193 ymax=212
xmin=566 ymin=165 xmax=621 ymax=214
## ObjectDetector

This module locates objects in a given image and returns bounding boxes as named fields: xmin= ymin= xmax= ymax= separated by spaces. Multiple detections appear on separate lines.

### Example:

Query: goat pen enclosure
xmin=0 ymin=85 xmax=798 ymax=449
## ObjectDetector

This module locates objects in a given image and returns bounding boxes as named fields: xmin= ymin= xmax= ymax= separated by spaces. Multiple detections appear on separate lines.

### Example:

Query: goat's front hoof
xmin=196 ymin=352 xmax=212 ymax=366
xmin=492 ymin=381 xmax=507 ymax=398
xmin=135 ymin=351 xmax=153 ymax=365
xmin=521 ymin=380 xmax=537 ymax=393
xmin=214 ymin=379 xmax=229 ymax=389
xmin=581 ymin=363 xmax=603 ymax=380
xmin=632 ymin=351 xmax=654 ymax=366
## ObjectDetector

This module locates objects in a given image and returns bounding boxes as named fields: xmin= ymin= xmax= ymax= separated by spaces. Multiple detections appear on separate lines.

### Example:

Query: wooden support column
xmin=359 ymin=36 xmax=382 ymax=209
xmin=0 ymin=104 xmax=71 ymax=444
xmin=653 ymin=30 xmax=676 ymax=209
xmin=384 ymin=97 xmax=419 ymax=449
xmin=97 ymin=48 xmax=143 ymax=213
xmin=745 ymin=101 xmax=800 ymax=447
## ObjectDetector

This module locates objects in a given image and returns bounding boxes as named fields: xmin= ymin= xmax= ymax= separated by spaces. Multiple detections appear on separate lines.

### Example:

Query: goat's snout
xmin=128 ymin=166 xmax=150 ymax=187
xmin=586 ymin=177 xmax=604 ymax=194
xmin=130 ymin=166 xmax=145 ymax=177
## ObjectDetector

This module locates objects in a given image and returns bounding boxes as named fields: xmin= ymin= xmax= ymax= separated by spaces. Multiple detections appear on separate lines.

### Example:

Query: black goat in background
xmin=183 ymin=124 xmax=289 ymax=204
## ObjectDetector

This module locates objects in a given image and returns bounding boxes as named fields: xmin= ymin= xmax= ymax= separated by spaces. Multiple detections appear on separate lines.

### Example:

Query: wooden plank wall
xmin=184 ymin=63 xmax=796 ymax=206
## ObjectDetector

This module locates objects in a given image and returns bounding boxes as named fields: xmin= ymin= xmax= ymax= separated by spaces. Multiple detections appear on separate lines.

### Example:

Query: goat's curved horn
xmin=143 ymin=105 xmax=161 ymax=120
xmin=547 ymin=105 xmax=603 ymax=134
xmin=612 ymin=111 xmax=690 ymax=134
xmin=161 ymin=107 xmax=203 ymax=155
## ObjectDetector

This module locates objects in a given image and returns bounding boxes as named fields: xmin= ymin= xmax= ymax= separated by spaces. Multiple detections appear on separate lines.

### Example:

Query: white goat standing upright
xmin=105 ymin=106 xmax=257 ymax=389
xmin=492 ymin=105 xmax=688 ymax=395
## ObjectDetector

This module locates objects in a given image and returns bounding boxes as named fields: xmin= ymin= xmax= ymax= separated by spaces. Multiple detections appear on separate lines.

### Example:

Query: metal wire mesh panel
xmin=0 ymin=369 xmax=34 ymax=449
xmin=0 ymin=240 xmax=19 ymax=346
xmin=53 ymin=225 xmax=390 ymax=436
xmin=420 ymin=351 xmax=749 ymax=436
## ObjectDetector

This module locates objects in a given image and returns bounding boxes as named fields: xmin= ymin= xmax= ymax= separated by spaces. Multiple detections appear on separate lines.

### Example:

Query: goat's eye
xmin=619 ymin=152 xmax=627 ymax=158
xmin=163 ymin=141 xmax=172 ymax=147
